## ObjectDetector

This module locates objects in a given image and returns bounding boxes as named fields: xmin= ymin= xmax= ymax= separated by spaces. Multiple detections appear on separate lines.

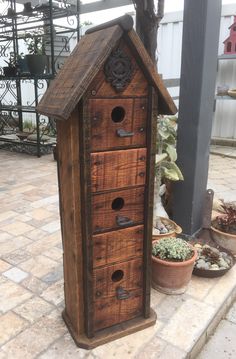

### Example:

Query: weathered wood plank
xmin=89 ymin=98 xmax=147 ymax=151
xmin=92 ymin=186 xmax=145 ymax=233
xmin=93 ymin=225 xmax=143 ymax=268
xmin=94 ymin=289 xmax=143 ymax=331
xmin=91 ymin=148 xmax=147 ymax=192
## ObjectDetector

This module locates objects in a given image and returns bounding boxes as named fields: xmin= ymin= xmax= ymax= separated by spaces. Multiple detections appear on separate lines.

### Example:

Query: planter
xmin=211 ymin=219 xmax=236 ymax=255
xmin=152 ymin=217 xmax=182 ymax=241
xmin=3 ymin=66 xmax=17 ymax=77
xmin=152 ymin=241 xmax=197 ymax=294
xmin=18 ymin=58 xmax=29 ymax=75
xmin=25 ymin=54 xmax=47 ymax=75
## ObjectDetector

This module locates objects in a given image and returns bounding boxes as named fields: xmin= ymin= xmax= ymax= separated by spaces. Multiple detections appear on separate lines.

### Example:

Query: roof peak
xmin=85 ymin=14 xmax=134 ymax=35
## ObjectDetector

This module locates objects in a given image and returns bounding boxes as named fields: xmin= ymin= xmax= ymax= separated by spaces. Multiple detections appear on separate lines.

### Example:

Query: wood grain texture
xmin=93 ymin=225 xmax=144 ymax=268
xmin=89 ymin=98 xmax=147 ymax=151
xmin=56 ymin=109 xmax=84 ymax=336
xmin=91 ymin=148 xmax=147 ymax=192
xmin=92 ymin=186 xmax=145 ymax=233
xmin=93 ymin=258 xmax=143 ymax=300
xmin=94 ymin=289 xmax=143 ymax=331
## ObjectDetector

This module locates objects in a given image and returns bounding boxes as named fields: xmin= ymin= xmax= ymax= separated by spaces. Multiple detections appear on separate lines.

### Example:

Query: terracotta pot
xmin=211 ymin=219 xmax=236 ymax=255
xmin=152 ymin=242 xmax=197 ymax=295
xmin=152 ymin=217 xmax=182 ymax=241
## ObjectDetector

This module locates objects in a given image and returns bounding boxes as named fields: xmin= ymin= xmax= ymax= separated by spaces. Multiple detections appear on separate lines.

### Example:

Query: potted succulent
xmin=152 ymin=237 xmax=197 ymax=294
xmin=3 ymin=52 xmax=18 ymax=77
xmin=24 ymin=31 xmax=47 ymax=75
xmin=211 ymin=202 xmax=236 ymax=254
xmin=153 ymin=116 xmax=184 ymax=240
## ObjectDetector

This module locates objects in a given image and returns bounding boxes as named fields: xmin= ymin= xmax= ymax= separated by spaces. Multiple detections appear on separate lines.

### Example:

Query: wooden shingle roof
xmin=37 ymin=15 xmax=177 ymax=120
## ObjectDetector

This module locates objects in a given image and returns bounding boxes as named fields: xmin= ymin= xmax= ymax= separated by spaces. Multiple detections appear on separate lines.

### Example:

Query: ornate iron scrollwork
xmin=104 ymin=48 xmax=134 ymax=92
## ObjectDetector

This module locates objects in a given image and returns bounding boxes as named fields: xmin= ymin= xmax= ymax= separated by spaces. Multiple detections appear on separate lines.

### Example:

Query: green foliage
xmin=4 ymin=52 xmax=17 ymax=68
xmin=216 ymin=202 xmax=236 ymax=234
xmin=24 ymin=31 xmax=45 ymax=55
xmin=157 ymin=116 xmax=183 ymax=182
xmin=152 ymin=237 xmax=194 ymax=262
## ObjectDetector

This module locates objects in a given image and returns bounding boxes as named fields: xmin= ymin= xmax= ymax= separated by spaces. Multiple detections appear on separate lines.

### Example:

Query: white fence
xmin=158 ymin=4 xmax=236 ymax=140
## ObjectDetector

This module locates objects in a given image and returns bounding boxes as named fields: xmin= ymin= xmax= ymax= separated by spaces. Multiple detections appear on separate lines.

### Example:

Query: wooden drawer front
xmin=91 ymin=148 xmax=146 ymax=192
xmin=89 ymin=98 xmax=147 ymax=151
xmin=94 ymin=289 xmax=143 ymax=331
xmin=93 ymin=258 xmax=143 ymax=331
xmin=92 ymin=186 xmax=144 ymax=233
xmin=93 ymin=225 xmax=144 ymax=268
xmin=94 ymin=258 xmax=143 ymax=300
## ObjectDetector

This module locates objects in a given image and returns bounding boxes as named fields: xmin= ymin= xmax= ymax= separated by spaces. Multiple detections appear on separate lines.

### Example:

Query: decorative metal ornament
xmin=104 ymin=48 xmax=134 ymax=92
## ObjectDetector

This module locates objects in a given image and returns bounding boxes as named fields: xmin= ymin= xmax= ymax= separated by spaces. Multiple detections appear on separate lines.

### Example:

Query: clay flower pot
xmin=152 ymin=240 xmax=197 ymax=295
xmin=152 ymin=217 xmax=182 ymax=241
xmin=211 ymin=219 xmax=236 ymax=255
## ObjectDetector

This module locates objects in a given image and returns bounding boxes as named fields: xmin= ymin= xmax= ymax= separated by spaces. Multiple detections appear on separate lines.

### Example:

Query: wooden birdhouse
xmin=224 ymin=15 xmax=236 ymax=54
xmin=37 ymin=15 xmax=177 ymax=349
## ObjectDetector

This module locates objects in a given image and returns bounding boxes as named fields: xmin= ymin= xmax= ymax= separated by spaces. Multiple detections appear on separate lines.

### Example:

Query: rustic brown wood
xmin=143 ymin=86 xmax=157 ymax=318
xmin=94 ymin=289 xmax=143 ymax=331
xmin=91 ymin=148 xmax=147 ymax=192
xmin=62 ymin=308 xmax=157 ymax=349
xmin=79 ymin=100 xmax=94 ymax=338
xmin=92 ymin=186 xmax=145 ymax=233
xmin=56 ymin=108 xmax=84 ymax=336
xmin=86 ymin=14 xmax=134 ymax=34
xmin=37 ymin=15 xmax=176 ymax=121
xmin=89 ymin=97 xmax=147 ymax=151
xmin=94 ymin=258 xmax=143 ymax=300
xmin=93 ymin=225 xmax=144 ymax=268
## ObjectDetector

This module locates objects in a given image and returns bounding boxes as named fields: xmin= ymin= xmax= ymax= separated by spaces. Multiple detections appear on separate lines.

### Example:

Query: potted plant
xmin=211 ymin=202 xmax=236 ymax=254
xmin=152 ymin=237 xmax=197 ymax=294
xmin=24 ymin=31 xmax=47 ymax=75
xmin=17 ymin=53 xmax=29 ymax=75
xmin=153 ymin=116 xmax=184 ymax=240
xmin=3 ymin=52 xmax=18 ymax=77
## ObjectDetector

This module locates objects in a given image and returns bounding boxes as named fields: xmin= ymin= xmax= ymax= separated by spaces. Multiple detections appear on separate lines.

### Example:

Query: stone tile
xmin=1 ymin=221 xmax=35 ymax=236
xmin=2 ymin=249 xmax=32 ymax=265
xmin=0 ymin=279 xmax=32 ymax=313
xmin=157 ymin=343 xmax=187 ymax=359
xmin=2 ymin=310 xmax=66 ymax=359
xmin=42 ymin=247 xmax=63 ymax=261
xmin=24 ymin=228 xmax=48 ymax=241
xmin=41 ymin=220 xmax=61 ymax=234
xmin=26 ymin=235 xmax=61 ymax=256
xmin=150 ymin=288 xmax=166 ymax=309
xmin=135 ymin=336 xmax=167 ymax=359
xmin=41 ymin=266 xmax=63 ymax=284
xmin=0 ymin=231 xmax=12 ymax=241
xmin=37 ymin=333 xmax=88 ymax=359
xmin=158 ymin=298 xmax=215 ymax=352
xmin=27 ymin=208 xmax=54 ymax=221
xmin=198 ymin=320 xmax=236 ymax=359
xmin=14 ymin=296 xmax=54 ymax=323
xmin=40 ymin=279 xmax=64 ymax=306
xmin=0 ymin=311 xmax=28 ymax=345
xmin=186 ymin=276 xmax=219 ymax=301
xmin=0 ymin=211 xmax=16 ymax=223
xmin=204 ymin=265 xmax=236 ymax=308
xmin=0 ymin=259 xmax=11 ymax=273
xmin=3 ymin=267 xmax=28 ymax=283
xmin=31 ymin=195 xmax=59 ymax=209
xmin=0 ymin=236 xmax=32 ymax=256
xmin=19 ymin=255 xmax=59 ymax=278
xmin=154 ymin=293 xmax=188 ymax=323
xmin=21 ymin=275 xmax=48 ymax=295
xmin=226 ymin=300 xmax=236 ymax=324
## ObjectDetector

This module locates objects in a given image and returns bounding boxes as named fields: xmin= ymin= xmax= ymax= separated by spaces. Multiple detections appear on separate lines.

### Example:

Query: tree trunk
xmin=133 ymin=0 xmax=165 ymax=65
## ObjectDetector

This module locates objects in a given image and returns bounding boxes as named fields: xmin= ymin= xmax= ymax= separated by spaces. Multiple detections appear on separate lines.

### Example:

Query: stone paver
xmin=0 ymin=149 xmax=235 ymax=358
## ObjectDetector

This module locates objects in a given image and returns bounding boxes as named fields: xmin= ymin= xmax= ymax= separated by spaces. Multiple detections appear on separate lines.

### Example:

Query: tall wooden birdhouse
xmin=37 ymin=15 xmax=176 ymax=348
xmin=224 ymin=15 xmax=236 ymax=54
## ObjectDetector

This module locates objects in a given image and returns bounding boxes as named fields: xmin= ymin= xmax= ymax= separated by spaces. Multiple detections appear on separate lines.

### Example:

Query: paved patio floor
xmin=0 ymin=150 xmax=236 ymax=359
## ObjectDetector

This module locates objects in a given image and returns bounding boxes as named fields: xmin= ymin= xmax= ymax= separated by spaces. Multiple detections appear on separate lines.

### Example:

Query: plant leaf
xmin=161 ymin=161 xmax=184 ymax=181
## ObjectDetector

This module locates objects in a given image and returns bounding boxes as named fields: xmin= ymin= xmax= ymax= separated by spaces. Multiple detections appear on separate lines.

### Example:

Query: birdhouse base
xmin=62 ymin=308 xmax=157 ymax=349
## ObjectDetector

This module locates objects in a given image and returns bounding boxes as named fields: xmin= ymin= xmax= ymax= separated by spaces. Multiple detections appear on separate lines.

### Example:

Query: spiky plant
xmin=216 ymin=202 xmax=236 ymax=235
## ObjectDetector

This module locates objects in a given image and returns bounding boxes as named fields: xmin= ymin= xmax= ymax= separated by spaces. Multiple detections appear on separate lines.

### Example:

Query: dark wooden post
xmin=172 ymin=0 xmax=222 ymax=234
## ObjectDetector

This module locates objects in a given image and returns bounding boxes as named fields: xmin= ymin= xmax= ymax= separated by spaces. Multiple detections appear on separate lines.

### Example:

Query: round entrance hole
xmin=111 ymin=106 xmax=125 ymax=123
xmin=111 ymin=197 xmax=124 ymax=211
xmin=111 ymin=270 xmax=124 ymax=282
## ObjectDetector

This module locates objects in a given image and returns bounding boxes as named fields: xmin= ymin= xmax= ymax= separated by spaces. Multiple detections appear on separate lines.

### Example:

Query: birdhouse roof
xmin=37 ymin=15 xmax=177 ymax=121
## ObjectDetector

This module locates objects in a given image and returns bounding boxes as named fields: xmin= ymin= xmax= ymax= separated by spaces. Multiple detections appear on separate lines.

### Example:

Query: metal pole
xmin=172 ymin=0 xmax=222 ymax=234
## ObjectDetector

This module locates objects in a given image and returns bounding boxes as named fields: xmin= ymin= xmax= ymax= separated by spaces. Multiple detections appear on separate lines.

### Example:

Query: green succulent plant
xmin=152 ymin=237 xmax=194 ymax=262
